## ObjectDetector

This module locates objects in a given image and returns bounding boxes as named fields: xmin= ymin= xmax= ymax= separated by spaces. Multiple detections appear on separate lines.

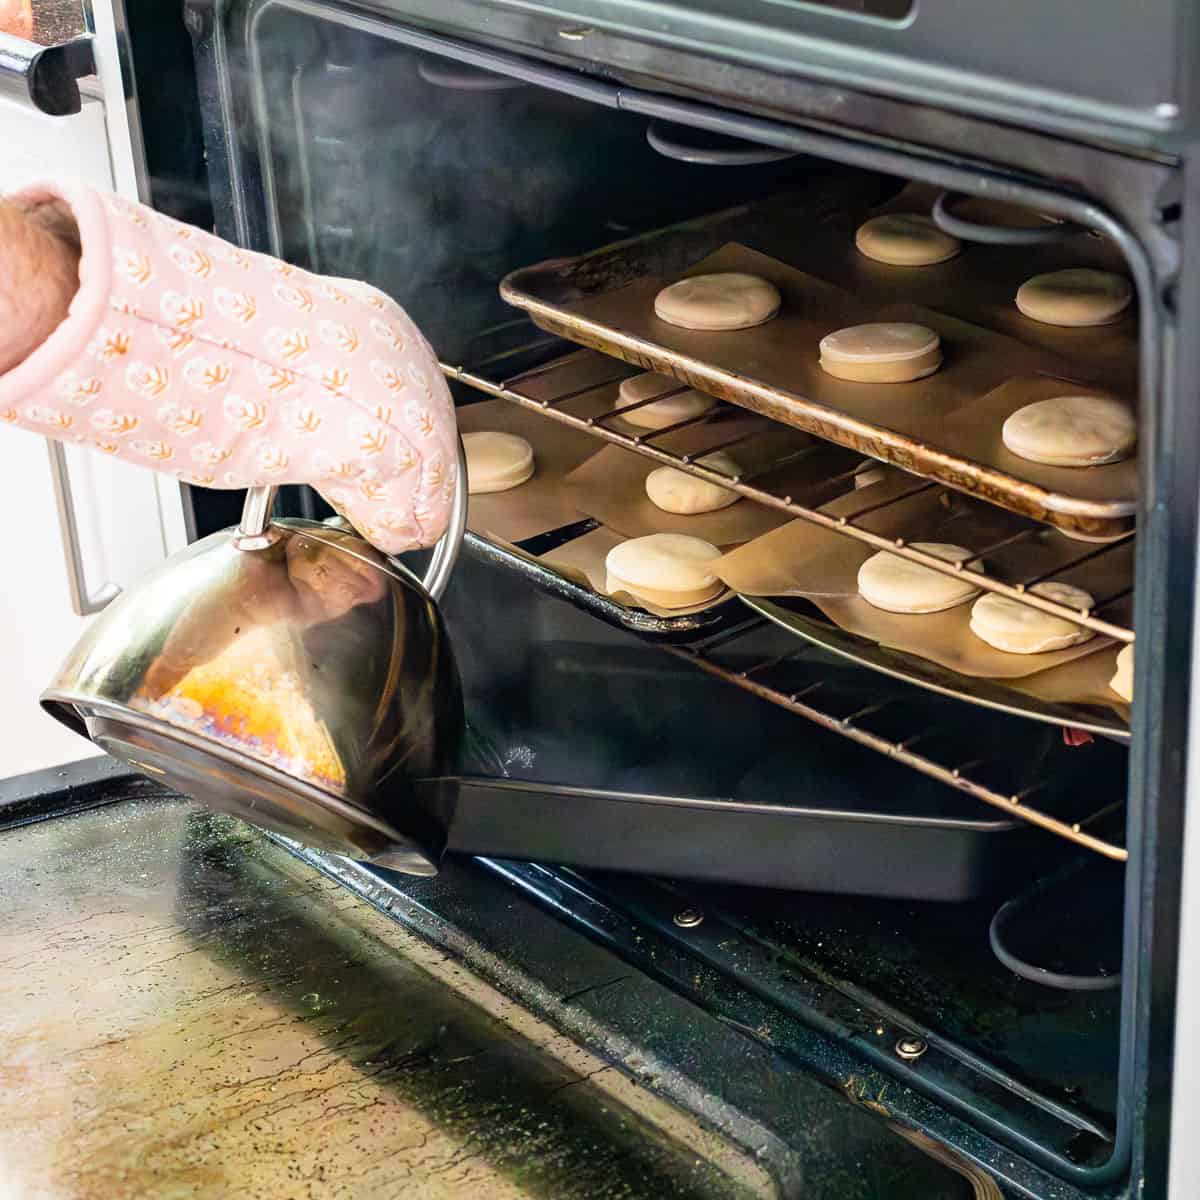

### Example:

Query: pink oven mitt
xmin=0 ymin=181 xmax=459 ymax=554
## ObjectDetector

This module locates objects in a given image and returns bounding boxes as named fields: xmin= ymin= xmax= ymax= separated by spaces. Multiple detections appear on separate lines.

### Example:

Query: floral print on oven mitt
xmin=0 ymin=180 xmax=458 ymax=554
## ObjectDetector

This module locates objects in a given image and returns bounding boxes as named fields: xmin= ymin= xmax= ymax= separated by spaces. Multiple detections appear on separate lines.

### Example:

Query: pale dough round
xmin=654 ymin=273 xmax=781 ymax=331
xmin=1002 ymin=395 xmax=1136 ymax=467
xmin=969 ymin=582 xmax=1095 ymax=654
xmin=1110 ymin=643 xmax=1134 ymax=702
xmin=855 ymin=213 xmax=961 ymax=266
xmin=645 ymin=452 xmax=740 ymax=515
xmin=463 ymin=431 xmax=534 ymax=494
xmin=857 ymin=543 xmax=981 ymax=614
xmin=1015 ymin=269 xmax=1132 ymax=327
xmin=617 ymin=373 xmax=717 ymax=430
xmin=819 ymin=322 xmax=942 ymax=383
xmin=605 ymin=533 xmax=723 ymax=609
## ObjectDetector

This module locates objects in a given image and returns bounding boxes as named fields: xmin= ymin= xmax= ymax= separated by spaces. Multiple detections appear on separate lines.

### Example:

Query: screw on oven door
xmin=673 ymin=907 xmax=704 ymax=928
xmin=895 ymin=1035 xmax=928 ymax=1062
xmin=558 ymin=26 xmax=594 ymax=40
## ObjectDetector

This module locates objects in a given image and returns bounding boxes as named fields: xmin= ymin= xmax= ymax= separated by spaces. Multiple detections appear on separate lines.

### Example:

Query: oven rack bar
xmin=667 ymin=633 xmax=1128 ymax=863
xmin=445 ymin=355 xmax=1134 ymax=644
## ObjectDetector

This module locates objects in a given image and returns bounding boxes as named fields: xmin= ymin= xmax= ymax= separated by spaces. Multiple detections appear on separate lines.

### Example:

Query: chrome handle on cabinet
xmin=0 ymin=32 xmax=95 ymax=117
xmin=46 ymin=440 xmax=121 ymax=616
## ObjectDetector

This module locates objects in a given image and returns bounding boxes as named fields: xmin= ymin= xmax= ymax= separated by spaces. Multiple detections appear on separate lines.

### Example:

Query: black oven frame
xmin=128 ymin=0 xmax=1198 ymax=1192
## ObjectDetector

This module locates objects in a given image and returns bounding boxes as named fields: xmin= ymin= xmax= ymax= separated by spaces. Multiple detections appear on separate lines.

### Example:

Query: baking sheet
xmin=745 ymin=594 xmax=1130 ymax=738
xmin=503 ymin=238 xmax=1138 ymax=534
xmin=715 ymin=475 xmax=1129 ymax=695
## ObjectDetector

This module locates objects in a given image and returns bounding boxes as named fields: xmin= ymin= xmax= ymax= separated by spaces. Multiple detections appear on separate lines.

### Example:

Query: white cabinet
xmin=0 ymin=9 xmax=186 ymax=777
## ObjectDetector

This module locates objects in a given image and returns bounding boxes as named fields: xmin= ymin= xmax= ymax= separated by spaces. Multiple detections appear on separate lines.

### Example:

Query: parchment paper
xmin=560 ymin=433 xmax=852 ymax=545
xmin=940 ymin=375 xmax=1136 ymax=504
xmin=791 ymin=182 xmax=1139 ymax=392
xmin=456 ymin=398 xmax=602 ymax=541
xmin=715 ymin=475 xmax=1130 ymax=683
xmin=1016 ymin=644 xmax=1131 ymax=724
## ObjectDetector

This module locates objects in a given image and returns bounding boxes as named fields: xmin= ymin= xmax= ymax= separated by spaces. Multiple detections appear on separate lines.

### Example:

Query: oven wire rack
xmin=668 ymin=627 xmax=1127 ymax=862
xmin=445 ymin=351 xmax=1135 ymax=644
xmin=447 ymin=349 xmax=1130 ymax=861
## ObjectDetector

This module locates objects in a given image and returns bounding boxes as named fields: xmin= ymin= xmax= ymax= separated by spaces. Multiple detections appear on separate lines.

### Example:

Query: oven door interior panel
xmin=176 ymin=2 xmax=1167 ymax=1193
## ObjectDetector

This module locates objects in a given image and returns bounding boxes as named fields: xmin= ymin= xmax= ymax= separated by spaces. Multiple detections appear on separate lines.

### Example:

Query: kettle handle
xmin=234 ymin=436 xmax=468 ymax=603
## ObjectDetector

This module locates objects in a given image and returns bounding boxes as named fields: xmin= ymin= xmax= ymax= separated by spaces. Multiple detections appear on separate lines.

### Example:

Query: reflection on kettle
xmin=42 ymin=470 xmax=468 ymax=875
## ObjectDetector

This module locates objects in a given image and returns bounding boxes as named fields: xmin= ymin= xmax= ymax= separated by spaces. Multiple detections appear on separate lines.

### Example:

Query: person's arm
xmin=0 ymin=182 xmax=458 ymax=554
xmin=0 ymin=197 xmax=79 ymax=375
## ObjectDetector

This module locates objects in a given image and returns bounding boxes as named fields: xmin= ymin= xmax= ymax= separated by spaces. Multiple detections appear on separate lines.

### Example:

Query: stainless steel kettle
xmin=41 ymin=449 xmax=468 ymax=876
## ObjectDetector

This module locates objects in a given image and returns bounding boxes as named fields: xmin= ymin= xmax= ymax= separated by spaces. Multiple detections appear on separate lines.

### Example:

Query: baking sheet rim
xmin=503 ymin=289 xmax=1137 ymax=524
xmin=742 ymin=594 xmax=1130 ymax=742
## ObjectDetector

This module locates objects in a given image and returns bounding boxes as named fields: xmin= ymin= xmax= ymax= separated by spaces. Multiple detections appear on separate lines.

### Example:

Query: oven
xmin=92 ymin=0 xmax=1200 ymax=1194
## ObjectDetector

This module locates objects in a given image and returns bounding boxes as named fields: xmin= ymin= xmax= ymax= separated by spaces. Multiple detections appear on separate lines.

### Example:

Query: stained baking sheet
xmin=501 ymin=231 xmax=1138 ymax=536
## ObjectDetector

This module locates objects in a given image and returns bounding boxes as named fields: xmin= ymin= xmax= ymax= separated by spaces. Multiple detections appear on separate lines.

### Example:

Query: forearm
xmin=0 ymin=198 xmax=80 ymax=375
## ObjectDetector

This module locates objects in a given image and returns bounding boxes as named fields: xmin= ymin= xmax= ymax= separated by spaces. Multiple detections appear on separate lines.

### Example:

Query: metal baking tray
xmin=742 ymin=594 xmax=1129 ymax=742
xmin=500 ymin=193 xmax=1138 ymax=539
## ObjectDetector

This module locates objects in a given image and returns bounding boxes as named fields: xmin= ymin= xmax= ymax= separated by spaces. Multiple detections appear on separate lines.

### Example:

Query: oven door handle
xmin=46 ymin=440 xmax=122 ymax=616
xmin=0 ymin=31 xmax=95 ymax=117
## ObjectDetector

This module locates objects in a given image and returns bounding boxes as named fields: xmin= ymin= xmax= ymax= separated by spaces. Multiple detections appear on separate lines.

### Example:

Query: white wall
xmin=0 ymin=89 xmax=185 ymax=776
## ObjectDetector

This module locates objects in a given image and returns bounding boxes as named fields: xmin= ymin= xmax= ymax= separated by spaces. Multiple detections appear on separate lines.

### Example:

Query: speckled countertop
xmin=0 ymin=795 xmax=770 ymax=1200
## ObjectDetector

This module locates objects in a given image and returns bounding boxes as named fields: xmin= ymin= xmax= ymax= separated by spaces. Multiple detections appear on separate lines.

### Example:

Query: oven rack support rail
xmin=444 ymin=354 xmax=1135 ymax=644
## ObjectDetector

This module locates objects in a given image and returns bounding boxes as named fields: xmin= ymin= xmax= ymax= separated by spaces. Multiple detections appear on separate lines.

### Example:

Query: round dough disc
xmin=654 ymin=273 xmax=781 ymax=331
xmin=1110 ymin=642 xmax=1134 ymax=702
xmin=857 ymin=542 xmax=981 ymax=614
xmin=605 ymin=533 xmax=723 ymax=608
xmin=1002 ymin=395 xmax=1136 ymax=467
xmin=463 ymin=431 xmax=535 ymax=494
xmin=819 ymin=322 xmax=942 ymax=383
xmin=645 ymin=452 xmax=741 ymax=515
xmin=969 ymin=582 xmax=1095 ymax=654
xmin=855 ymin=213 xmax=961 ymax=266
xmin=617 ymin=373 xmax=717 ymax=430
xmin=1015 ymin=269 xmax=1132 ymax=327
